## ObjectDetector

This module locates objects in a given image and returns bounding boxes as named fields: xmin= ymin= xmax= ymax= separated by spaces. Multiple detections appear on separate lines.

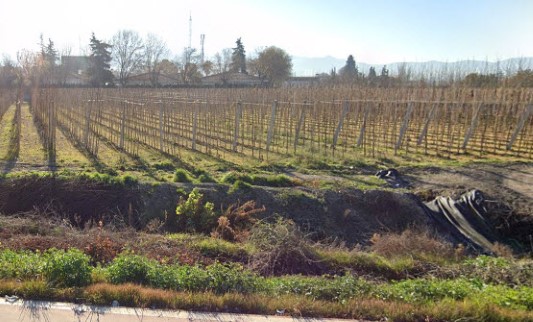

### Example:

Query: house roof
xmin=202 ymin=72 xmax=263 ymax=83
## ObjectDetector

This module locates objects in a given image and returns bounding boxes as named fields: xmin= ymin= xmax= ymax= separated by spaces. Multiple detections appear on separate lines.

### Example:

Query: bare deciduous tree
xmin=144 ymin=33 xmax=169 ymax=87
xmin=112 ymin=30 xmax=144 ymax=86
xmin=212 ymin=48 xmax=231 ymax=75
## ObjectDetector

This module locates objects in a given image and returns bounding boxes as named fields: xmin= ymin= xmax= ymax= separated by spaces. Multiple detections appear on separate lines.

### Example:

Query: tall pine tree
xmin=88 ymin=33 xmax=114 ymax=87
xmin=230 ymin=38 xmax=246 ymax=74
xmin=339 ymin=54 xmax=358 ymax=82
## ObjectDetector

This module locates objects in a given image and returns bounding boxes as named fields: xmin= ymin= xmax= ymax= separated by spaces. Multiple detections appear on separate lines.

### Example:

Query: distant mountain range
xmin=291 ymin=56 xmax=533 ymax=78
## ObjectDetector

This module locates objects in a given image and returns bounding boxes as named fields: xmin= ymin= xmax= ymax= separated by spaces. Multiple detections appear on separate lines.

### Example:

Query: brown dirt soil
xmin=0 ymin=162 xmax=531 ymax=255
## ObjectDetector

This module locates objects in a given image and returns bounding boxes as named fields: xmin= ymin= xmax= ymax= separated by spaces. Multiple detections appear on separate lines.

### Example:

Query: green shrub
xmin=221 ymin=172 xmax=294 ymax=187
xmin=43 ymin=248 xmax=92 ymax=287
xmin=265 ymin=274 xmax=372 ymax=301
xmin=197 ymin=173 xmax=215 ymax=183
xmin=251 ymin=174 xmax=294 ymax=187
xmin=175 ymin=188 xmax=217 ymax=234
xmin=0 ymin=249 xmax=42 ymax=280
xmin=228 ymin=180 xmax=252 ymax=193
xmin=205 ymin=262 xmax=258 ymax=294
xmin=106 ymin=253 xmax=156 ymax=285
xmin=173 ymin=169 xmax=193 ymax=183
xmin=220 ymin=171 xmax=240 ymax=184
xmin=376 ymin=278 xmax=478 ymax=303
xmin=119 ymin=174 xmax=138 ymax=186
xmin=171 ymin=265 xmax=210 ymax=292
xmin=192 ymin=169 xmax=215 ymax=183
xmin=154 ymin=161 xmax=175 ymax=171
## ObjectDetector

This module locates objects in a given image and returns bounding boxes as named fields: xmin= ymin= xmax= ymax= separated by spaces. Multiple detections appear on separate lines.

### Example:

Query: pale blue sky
xmin=1 ymin=0 xmax=532 ymax=64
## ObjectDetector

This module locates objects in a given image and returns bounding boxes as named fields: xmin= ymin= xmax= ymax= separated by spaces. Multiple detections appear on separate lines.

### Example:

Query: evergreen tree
xmin=380 ymin=65 xmax=389 ymax=77
xmin=230 ymin=38 xmax=246 ymax=73
xmin=368 ymin=66 xmax=377 ymax=79
xmin=380 ymin=65 xmax=390 ymax=87
xmin=39 ymin=35 xmax=57 ymax=67
xmin=88 ymin=33 xmax=114 ymax=87
xmin=339 ymin=54 xmax=358 ymax=82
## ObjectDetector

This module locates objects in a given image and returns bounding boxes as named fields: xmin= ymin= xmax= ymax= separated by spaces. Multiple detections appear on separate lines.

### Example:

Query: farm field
xmin=0 ymin=87 xmax=532 ymax=321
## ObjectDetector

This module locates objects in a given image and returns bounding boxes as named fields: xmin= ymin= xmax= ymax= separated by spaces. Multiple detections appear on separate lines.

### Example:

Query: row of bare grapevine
xmin=34 ymin=87 xmax=533 ymax=163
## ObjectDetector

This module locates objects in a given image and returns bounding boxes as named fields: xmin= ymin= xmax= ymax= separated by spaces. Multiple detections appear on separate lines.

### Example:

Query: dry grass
xmin=0 ymin=280 xmax=530 ymax=321
xmin=247 ymin=218 xmax=327 ymax=275
xmin=369 ymin=227 xmax=463 ymax=262
xmin=211 ymin=200 xmax=265 ymax=242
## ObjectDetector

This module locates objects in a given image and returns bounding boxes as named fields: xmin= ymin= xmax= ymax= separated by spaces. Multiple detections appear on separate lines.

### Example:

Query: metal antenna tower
xmin=200 ymin=34 xmax=205 ymax=64
xmin=188 ymin=13 xmax=192 ymax=50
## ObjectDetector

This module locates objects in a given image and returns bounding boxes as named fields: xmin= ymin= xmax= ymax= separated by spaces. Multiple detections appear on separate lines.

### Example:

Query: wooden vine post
xmin=266 ymin=100 xmax=278 ymax=154
xmin=507 ymin=104 xmax=532 ymax=151
xmin=233 ymin=101 xmax=242 ymax=152
xmin=293 ymin=101 xmax=307 ymax=153
xmin=395 ymin=102 xmax=413 ymax=155
xmin=462 ymin=102 xmax=482 ymax=151
xmin=332 ymin=100 xmax=349 ymax=153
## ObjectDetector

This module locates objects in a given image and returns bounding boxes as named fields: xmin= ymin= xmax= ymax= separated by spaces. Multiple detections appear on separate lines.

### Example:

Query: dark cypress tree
xmin=339 ymin=54 xmax=358 ymax=82
xmin=368 ymin=66 xmax=377 ymax=79
xmin=88 ymin=33 xmax=114 ymax=87
xmin=230 ymin=38 xmax=246 ymax=73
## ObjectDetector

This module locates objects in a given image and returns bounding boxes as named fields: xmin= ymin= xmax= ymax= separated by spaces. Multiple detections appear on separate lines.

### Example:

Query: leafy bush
xmin=43 ymin=248 xmax=92 ymax=287
xmin=205 ymin=262 xmax=258 ymax=294
xmin=0 ymin=249 xmax=42 ymax=280
xmin=106 ymin=253 xmax=157 ymax=285
xmin=143 ymin=260 xmax=257 ymax=294
xmin=174 ymin=188 xmax=217 ymax=233
xmin=147 ymin=264 xmax=210 ymax=291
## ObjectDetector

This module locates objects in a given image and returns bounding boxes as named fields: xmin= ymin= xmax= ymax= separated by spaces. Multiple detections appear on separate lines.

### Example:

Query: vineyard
xmin=15 ymin=87 xmax=531 ymax=168
xmin=1 ymin=87 xmax=533 ymax=320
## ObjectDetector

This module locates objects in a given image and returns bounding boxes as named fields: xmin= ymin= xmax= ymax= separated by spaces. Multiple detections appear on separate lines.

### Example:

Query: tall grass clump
xmin=173 ymin=169 xmax=193 ymax=183
xmin=248 ymin=218 xmax=325 ymax=275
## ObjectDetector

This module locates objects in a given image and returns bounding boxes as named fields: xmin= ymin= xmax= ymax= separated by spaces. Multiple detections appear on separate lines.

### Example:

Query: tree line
xmin=1 ymin=30 xmax=532 ymax=89
xmin=0 ymin=31 xmax=293 ymax=88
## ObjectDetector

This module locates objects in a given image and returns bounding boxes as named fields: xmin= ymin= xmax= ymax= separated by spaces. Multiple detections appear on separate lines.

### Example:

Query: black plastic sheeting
xmin=423 ymin=190 xmax=497 ymax=253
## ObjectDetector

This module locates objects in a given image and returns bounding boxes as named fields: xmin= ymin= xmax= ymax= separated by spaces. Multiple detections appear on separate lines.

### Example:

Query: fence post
xmin=192 ymin=102 xmax=198 ymax=151
xmin=462 ymin=102 xmax=482 ymax=150
xmin=293 ymin=101 xmax=307 ymax=152
xmin=417 ymin=103 xmax=437 ymax=145
xmin=357 ymin=103 xmax=370 ymax=147
xmin=332 ymin=100 xmax=349 ymax=150
xmin=507 ymin=104 xmax=532 ymax=150
xmin=395 ymin=102 xmax=413 ymax=154
xmin=233 ymin=101 xmax=242 ymax=152
xmin=266 ymin=100 xmax=278 ymax=152
xmin=84 ymin=99 xmax=92 ymax=148
xmin=159 ymin=100 xmax=164 ymax=151
xmin=119 ymin=101 xmax=126 ymax=149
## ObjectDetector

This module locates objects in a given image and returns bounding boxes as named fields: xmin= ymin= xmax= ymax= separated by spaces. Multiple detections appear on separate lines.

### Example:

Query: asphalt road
xmin=0 ymin=298 xmax=362 ymax=322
